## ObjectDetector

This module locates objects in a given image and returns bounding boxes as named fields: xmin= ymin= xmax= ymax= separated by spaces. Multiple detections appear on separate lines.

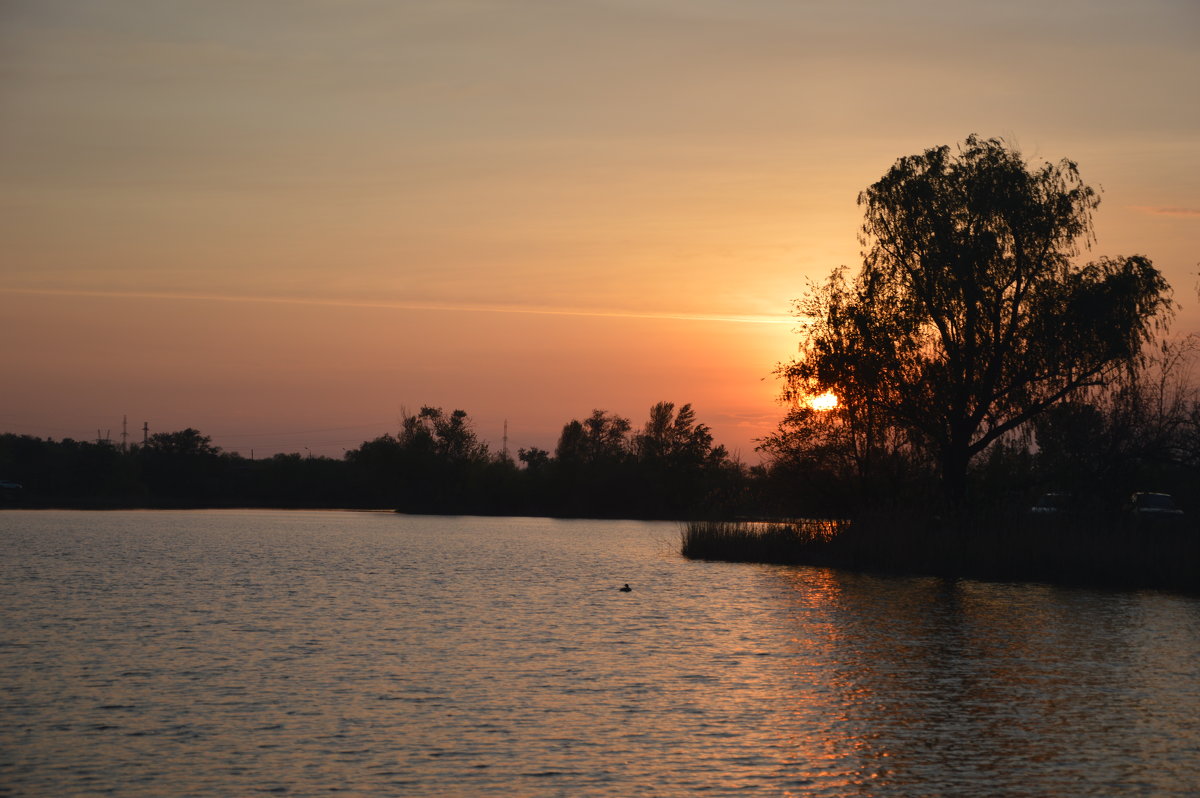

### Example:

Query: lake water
xmin=2 ymin=510 xmax=1198 ymax=796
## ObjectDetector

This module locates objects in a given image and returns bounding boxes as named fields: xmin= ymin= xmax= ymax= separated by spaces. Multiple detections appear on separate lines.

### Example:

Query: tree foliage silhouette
xmin=636 ymin=401 xmax=725 ymax=466
xmin=781 ymin=135 xmax=1173 ymax=510
xmin=144 ymin=428 xmax=220 ymax=456
xmin=399 ymin=406 xmax=490 ymax=465
xmin=141 ymin=427 xmax=225 ymax=503
xmin=555 ymin=410 xmax=632 ymax=466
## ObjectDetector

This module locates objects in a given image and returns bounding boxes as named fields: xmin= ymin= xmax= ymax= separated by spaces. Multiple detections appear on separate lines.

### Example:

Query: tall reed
xmin=680 ymin=519 xmax=843 ymax=564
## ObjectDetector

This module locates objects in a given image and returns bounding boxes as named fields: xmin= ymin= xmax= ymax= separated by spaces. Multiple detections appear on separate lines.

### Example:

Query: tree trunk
xmin=939 ymin=444 xmax=971 ymax=524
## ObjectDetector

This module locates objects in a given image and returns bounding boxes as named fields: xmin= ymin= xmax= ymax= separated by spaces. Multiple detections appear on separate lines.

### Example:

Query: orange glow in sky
xmin=1 ymin=1 xmax=1196 ymax=459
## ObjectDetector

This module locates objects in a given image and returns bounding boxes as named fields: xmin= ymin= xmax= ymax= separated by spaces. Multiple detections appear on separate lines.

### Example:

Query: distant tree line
xmin=5 ymin=358 xmax=1200 ymax=521
xmin=0 ymin=402 xmax=753 ymax=519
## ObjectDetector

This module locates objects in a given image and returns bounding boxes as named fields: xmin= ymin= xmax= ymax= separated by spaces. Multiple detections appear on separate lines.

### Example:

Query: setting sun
xmin=809 ymin=391 xmax=839 ymax=411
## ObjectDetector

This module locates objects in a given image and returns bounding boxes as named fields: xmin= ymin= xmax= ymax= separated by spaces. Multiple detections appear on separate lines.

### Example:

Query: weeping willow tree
xmin=780 ymin=135 xmax=1173 ymax=512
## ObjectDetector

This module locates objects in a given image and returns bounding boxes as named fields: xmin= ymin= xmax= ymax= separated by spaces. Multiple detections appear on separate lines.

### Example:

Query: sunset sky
xmin=2 ymin=0 xmax=1197 ymax=459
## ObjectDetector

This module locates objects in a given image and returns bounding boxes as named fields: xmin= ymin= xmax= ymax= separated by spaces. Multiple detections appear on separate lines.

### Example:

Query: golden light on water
xmin=809 ymin=391 xmax=839 ymax=411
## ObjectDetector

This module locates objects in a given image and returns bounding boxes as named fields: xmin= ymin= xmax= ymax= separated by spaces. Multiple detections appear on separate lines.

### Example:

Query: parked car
xmin=1127 ymin=492 xmax=1185 ymax=529
xmin=0 ymin=480 xmax=23 ymax=503
xmin=1129 ymin=492 xmax=1183 ymax=516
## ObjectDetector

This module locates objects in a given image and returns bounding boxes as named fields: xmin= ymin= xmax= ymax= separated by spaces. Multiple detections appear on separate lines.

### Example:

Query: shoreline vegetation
xmin=681 ymin=516 xmax=1200 ymax=595
xmin=3 ymin=415 xmax=1199 ymax=595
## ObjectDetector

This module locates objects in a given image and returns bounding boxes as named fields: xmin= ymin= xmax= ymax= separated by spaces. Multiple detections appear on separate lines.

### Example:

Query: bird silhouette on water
xmin=619 ymin=583 xmax=632 ymax=592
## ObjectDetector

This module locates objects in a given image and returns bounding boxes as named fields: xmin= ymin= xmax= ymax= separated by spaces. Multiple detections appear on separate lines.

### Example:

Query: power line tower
xmin=121 ymin=415 xmax=129 ymax=453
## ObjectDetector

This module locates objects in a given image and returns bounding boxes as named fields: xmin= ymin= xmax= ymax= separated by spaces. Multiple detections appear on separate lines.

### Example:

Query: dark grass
xmin=681 ymin=513 xmax=1200 ymax=595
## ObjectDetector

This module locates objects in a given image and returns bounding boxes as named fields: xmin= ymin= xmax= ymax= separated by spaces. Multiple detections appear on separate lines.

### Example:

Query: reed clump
xmin=680 ymin=519 xmax=845 ymax=564
xmin=681 ymin=513 xmax=1200 ymax=594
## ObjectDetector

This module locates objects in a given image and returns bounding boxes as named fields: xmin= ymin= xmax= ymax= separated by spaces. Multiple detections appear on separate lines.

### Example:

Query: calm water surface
xmin=2 ymin=510 xmax=1198 ymax=796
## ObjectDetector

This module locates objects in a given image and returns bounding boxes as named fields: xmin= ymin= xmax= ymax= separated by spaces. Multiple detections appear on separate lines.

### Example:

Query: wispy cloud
xmin=0 ymin=287 xmax=794 ymax=326
xmin=1133 ymin=206 xmax=1200 ymax=218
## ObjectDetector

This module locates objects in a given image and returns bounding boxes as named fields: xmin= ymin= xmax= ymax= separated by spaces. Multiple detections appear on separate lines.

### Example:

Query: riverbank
xmin=681 ymin=515 xmax=1200 ymax=595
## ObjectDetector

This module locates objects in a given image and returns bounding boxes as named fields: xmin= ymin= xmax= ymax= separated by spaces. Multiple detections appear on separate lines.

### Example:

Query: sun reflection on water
xmin=761 ymin=567 xmax=1200 ymax=795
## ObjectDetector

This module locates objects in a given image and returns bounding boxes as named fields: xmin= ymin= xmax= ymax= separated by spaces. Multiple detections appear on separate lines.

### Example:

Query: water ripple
xmin=2 ymin=510 xmax=1199 ymax=796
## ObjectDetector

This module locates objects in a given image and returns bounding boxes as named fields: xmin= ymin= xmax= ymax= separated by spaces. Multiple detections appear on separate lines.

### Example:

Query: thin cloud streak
xmin=0 ymin=287 xmax=795 ymax=326
xmin=1133 ymin=206 xmax=1200 ymax=218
